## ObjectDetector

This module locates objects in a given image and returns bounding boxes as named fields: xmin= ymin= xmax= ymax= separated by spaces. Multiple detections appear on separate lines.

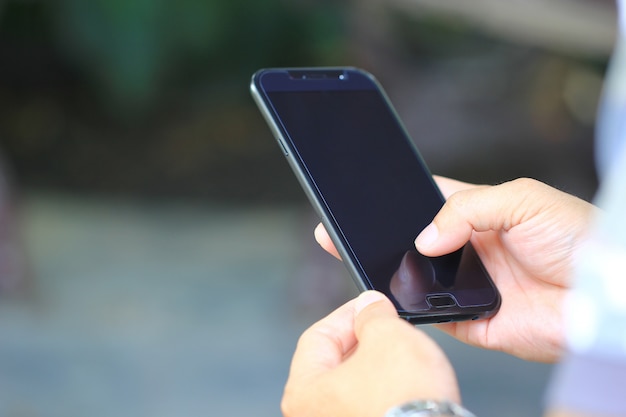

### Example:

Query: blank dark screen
xmin=268 ymin=89 xmax=495 ymax=311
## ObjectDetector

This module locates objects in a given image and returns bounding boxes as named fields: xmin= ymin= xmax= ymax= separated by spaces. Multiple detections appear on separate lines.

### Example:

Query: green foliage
xmin=46 ymin=0 xmax=348 ymax=110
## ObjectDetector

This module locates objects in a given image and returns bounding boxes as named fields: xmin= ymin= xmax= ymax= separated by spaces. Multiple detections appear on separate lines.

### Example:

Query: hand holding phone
xmin=251 ymin=67 xmax=501 ymax=324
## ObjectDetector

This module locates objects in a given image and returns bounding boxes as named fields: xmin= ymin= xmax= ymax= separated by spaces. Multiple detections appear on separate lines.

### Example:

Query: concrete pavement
xmin=0 ymin=192 xmax=552 ymax=416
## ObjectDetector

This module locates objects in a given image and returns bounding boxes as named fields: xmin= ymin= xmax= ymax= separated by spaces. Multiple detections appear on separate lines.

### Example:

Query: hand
xmin=282 ymin=291 xmax=460 ymax=417
xmin=315 ymin=177 xmax=597 ymax=362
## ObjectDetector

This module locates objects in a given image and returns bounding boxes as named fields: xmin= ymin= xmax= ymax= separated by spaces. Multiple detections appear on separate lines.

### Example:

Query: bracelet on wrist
xmin=384 ymin=399 xmax=476 ymax=417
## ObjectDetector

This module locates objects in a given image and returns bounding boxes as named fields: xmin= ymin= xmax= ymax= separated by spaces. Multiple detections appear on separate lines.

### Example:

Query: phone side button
xmin=277 ymin=139 xmax=289 ymax=156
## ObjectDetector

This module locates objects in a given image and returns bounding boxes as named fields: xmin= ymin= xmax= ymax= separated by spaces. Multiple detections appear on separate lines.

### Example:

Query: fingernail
xmin=354 ymin=291 xmax=386 ymax=314
xmin=415 ymin=223 xmax=439 ymax=251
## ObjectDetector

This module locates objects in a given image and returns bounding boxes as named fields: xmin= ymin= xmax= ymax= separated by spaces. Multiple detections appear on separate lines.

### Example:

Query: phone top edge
xmin=252 ymin=67 xmax=379 ymax=93
xmin=252 ymin=66 xmax=365 ymax=77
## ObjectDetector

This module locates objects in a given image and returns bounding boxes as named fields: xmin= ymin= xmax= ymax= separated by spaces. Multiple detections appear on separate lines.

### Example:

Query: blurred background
xmin=0 ymin=0 xmax=616 ymax=415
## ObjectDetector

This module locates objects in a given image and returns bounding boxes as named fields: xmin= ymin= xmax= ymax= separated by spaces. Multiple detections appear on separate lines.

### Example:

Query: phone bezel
xmin=251 ymin=67 xmax=501 ymax=324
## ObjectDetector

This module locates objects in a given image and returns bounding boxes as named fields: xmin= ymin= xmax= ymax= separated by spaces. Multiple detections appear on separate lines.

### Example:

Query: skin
xmin=316 ymin=177 xmax=597 ymax=362
xmin=283 ymin=177 xmax=599 ymax=417
xmin=282 ymin=291 xmax=459 ymax=417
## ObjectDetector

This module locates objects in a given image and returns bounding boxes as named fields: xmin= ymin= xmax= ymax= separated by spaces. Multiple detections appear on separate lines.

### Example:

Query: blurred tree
xmin=51 ymin=0 xmax=349 ymax=113
xmin=0 ymin=0 xmax=349 ymax=201
xmin=1 ymin=0 xmax=603 ymax=201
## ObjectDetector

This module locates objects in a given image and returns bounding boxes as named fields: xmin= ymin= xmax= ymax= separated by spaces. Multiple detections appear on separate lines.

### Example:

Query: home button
xmin=427 ymin=294 xmax=457 ymax=309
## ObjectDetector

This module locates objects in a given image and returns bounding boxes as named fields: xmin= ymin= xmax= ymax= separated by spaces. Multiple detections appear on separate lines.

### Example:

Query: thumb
xmin=415 ymin=178 xmax=548 ymax=257
xmin=353 ymin=291 xmax=403 ymax=338
xmin=354 ymin=290 xmax=396 ymax=316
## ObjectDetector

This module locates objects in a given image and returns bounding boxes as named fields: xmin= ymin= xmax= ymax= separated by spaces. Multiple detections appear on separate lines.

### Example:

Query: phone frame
xmin=251 ymin=67 xmax=500 ymax=324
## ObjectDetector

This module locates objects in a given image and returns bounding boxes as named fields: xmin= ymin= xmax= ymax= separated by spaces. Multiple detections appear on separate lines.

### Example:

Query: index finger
xmin=314 ymin=223 xmax=341 ymax=260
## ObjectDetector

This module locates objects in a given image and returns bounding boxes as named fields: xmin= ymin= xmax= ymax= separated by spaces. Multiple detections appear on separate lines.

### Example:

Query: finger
xmin=351 ymin=292 xmax=461 ymax=402
xmin=353 ymin=291 xmax=408 ymax=340
xmin=354 ymin=290 xmax=394 ymax=316
xmin=289 ymin=297 xmax=359 ymax=379
xmin=432 ymin=175 xmax=477 ymax=199
xmin=415 ymin=178 xmax=547 ymax=256
xmin=313 ymin=176 xmax=476 ymax=260
xmin=314 ymin=223 xmax=341 ymax=260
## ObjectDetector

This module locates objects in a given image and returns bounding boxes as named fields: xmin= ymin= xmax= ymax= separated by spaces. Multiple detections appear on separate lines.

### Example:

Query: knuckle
xmin=508 ymin=177 xmax=543 ymax=192
xmin=444 ymin=188 xmax=474 ymax=214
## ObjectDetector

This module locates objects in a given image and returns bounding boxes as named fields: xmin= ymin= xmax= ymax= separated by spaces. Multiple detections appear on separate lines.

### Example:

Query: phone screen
xmin=253 ymin=68 xmax=500 ymax=323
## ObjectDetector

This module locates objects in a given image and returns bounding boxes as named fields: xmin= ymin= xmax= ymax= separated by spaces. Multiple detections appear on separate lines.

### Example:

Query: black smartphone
xmin=251 ymin=67 xmax=500 ymax=324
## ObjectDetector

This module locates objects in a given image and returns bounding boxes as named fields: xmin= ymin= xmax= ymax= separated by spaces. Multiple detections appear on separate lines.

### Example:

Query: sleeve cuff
xmin=547 ymin=352 xmax=626 ymax=416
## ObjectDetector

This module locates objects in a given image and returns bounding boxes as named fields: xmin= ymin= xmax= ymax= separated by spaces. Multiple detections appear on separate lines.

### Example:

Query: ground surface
xmin=0 ymin=193 xmax=552 ymax=417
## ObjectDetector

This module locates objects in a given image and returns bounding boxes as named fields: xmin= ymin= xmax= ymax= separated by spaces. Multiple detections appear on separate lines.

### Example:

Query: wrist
xmin=385 ymin=400 xmax=476 ymax=417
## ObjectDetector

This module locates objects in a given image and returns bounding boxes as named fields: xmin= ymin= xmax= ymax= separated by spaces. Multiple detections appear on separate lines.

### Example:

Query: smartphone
xmin=251 ymin=67 xmax=500 ymax=324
